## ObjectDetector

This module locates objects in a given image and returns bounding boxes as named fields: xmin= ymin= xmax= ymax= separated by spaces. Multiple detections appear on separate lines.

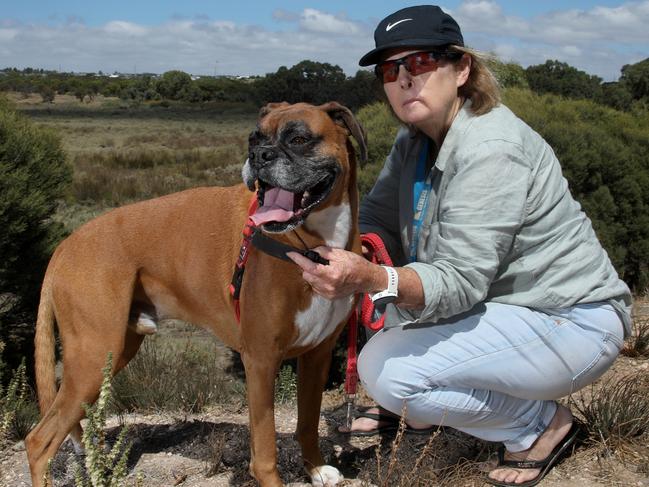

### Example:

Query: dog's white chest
xmin=294 ymin=294 xmax=353 ymax=348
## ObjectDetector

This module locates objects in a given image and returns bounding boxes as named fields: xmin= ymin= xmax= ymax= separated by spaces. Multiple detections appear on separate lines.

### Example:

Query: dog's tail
xmin=35 ymin=267 xmax=57 ymax=416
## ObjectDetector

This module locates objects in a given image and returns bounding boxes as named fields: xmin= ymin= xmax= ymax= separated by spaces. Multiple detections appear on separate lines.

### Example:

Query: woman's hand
xmin=287 ymin=247 xmax=384 ymax=300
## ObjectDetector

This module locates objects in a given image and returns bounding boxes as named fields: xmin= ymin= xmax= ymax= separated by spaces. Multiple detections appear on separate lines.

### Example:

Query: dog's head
xmin=242 ymin=101 xmax=367 ymax=234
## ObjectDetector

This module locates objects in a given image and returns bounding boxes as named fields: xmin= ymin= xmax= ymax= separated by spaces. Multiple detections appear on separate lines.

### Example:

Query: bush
xmin=111 ymin=336 xmax=244 ymax=414
xmin=355 ymin=101 xmax=400 ymax=197
xmin=72 ymin=354 xmax=140 ymax=487
xmin=0 ymin=97 xmax=72 ymax=378
xmin=0 ymin=358 xmax=39 ymax=445
xmin=274 ymin=365 xmax=297 ymax=404
xmin=573 ymin=374 xmax=649 ymax=445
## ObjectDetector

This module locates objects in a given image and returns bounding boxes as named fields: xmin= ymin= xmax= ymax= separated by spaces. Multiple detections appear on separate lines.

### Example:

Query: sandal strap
xmin=497 ymin=447 xmax=551 ymax=469
xmin=355 ymin=411 xmax=399 ymax=424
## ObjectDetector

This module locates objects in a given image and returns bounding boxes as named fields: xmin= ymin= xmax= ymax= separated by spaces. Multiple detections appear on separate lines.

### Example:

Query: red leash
xmin=344 ymin=232 xmax=393 ymax=428
xmin=229 ymin=197 xmax=259 ymax=323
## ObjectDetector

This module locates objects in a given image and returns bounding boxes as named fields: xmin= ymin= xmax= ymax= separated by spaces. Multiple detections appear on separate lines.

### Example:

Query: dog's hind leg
xmin=296 ymin=335 xmax=345 ymax=486
xmin=26 ymin=274 xmax=142 ymax=486
xmin=68 ymin=325 xmax=145 ymax=451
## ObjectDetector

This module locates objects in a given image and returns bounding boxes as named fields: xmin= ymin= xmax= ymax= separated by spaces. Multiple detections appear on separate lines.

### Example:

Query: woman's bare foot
xmin=338 ymin=406 xmax=433 ymax=434
xmin=488 ymin=404 xmax=574 ymax=485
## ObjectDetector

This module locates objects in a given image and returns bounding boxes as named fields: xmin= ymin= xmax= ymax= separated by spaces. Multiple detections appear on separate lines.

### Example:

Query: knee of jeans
xmin=358 ymin=347 xmax=423 ymax=412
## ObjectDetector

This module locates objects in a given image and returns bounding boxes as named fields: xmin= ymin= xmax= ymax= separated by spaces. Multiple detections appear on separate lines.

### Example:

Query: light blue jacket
xmin=360 ymin=101 xmax=633 ymax=336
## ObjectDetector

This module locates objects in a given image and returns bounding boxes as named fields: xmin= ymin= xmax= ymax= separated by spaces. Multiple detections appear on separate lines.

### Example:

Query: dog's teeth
xmin=301 ymin=191 xmax=310 ymax=207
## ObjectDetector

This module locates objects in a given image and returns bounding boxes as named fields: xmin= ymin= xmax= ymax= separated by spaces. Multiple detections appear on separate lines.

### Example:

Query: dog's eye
xmin=291 ymin=136 xmax=309 ymax=145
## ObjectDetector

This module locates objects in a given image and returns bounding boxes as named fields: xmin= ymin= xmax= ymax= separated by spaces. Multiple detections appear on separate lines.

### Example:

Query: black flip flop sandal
xmin=343 ymin=408 xmax=436 ymax=437
xmin=484 ymin=422 xmax=580 ymax=487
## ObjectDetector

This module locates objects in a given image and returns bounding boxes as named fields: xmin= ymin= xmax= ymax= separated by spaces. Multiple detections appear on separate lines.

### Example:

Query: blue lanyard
xmin=410 ymin=139 xmax=432 ymax=263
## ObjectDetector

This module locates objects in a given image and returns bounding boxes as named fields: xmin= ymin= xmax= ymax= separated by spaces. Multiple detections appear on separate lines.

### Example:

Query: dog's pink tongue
xmin=250 ymin=187 xmax=295 ymax=225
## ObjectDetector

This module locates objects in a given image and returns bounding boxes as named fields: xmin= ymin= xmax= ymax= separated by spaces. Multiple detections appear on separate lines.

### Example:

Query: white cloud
xmin=103 ymin=21 xmax=148 ymax=36
xmin=299 ymin=8 xmax=362 ymax=35
xmin=453 ymin=0 xmax=649 ymax=80
xmin=0 ymin=3 xmax=646 ymax=81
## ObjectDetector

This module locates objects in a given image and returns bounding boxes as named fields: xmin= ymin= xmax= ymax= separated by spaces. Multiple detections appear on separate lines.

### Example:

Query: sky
xmin=1 ymin=1 xmax=648 ymax=82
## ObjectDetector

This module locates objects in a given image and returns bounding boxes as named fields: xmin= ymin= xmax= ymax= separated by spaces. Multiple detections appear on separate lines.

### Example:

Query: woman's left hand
xmin=287 ymin=247 xmax=383 ymax=300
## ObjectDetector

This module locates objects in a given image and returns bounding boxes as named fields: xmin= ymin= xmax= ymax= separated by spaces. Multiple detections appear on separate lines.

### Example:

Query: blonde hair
xmin=450 ymin=45 xmax=501 ymax=115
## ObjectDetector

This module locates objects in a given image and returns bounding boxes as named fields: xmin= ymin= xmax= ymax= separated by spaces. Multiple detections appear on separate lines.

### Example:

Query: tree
xmin=254 ymin=60 xmax=347 ymax=106
xmin=488 ymin=60 xmax=528 ymax=89
xmin=596 ymin=82 xmax=633 ymax=111
xmin=525 ymin=60 xmax=602 ymax=100
xmin=0 ymin=97 xmax=71 ymax=380
xmin=38 ymin=85 xmax=55 ymax=104
xmin=620 ymin=58 xmax=649 ymax=101
xmin=156 ymin=70 xmax=193 ymax=100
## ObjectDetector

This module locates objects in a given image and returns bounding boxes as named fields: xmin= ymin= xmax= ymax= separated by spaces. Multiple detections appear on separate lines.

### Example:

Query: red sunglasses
xmin=374 ymin=50 xmax=463 ymax=83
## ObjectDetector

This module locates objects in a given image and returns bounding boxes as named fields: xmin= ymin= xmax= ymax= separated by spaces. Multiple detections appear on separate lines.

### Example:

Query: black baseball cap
xmin=359 ymin=5 xmax=464 ymax=66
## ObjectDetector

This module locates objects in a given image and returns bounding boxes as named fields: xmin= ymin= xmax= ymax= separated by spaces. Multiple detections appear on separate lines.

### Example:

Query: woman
xmin=288 ymin=5 xmax=633 ymax=486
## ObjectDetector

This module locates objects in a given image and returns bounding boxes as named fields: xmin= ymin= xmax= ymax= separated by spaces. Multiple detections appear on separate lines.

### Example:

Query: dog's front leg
xmin=296 ymin=335 xmax=345 ymax=487
xmin=241 ymin=350 xmax=284 ymax=487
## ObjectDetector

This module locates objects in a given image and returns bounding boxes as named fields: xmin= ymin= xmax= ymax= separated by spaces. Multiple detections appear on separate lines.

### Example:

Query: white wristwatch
xmin=370 ymin=266 xmax=399 ymax=308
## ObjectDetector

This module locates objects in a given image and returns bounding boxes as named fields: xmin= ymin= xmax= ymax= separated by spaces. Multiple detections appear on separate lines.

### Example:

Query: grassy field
xmin=10 ymin=92 xmax=258 ymax=231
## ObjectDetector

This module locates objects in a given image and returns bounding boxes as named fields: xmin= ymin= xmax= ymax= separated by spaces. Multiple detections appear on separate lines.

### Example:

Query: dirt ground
xmin=2 ymin=301 xmax=648 ymax=487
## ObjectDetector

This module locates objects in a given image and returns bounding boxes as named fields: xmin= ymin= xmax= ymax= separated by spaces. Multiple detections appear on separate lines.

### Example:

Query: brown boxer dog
xmin=25 ymin=101 xmax=366 ymax=487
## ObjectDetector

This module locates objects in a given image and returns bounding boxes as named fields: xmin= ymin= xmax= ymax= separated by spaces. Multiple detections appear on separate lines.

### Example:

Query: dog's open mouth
xmin=250 ymin=173 xmax=336 ymax=233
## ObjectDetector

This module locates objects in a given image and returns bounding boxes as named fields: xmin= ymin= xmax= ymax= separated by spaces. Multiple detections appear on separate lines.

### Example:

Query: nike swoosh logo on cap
xmin=386 ymin=18 xmax=413 ymax=31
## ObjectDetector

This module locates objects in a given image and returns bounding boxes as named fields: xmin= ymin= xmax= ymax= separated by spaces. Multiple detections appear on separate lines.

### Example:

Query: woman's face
xmin=381 ymin=49 xmax=470 ymax=136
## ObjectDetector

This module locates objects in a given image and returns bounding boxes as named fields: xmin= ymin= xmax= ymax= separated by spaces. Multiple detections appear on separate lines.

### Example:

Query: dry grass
xmin=111 ymin=331 xmax=246 ymax=414
xmin=621 ymin=316 xmax=649 ymax=358
xmin=14 ymin=102 xmax=257 ymax=227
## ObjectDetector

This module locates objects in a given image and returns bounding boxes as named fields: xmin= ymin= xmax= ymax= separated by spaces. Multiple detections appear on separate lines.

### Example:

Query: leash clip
xmin=344 ymin=393 xmax=356 ymax=431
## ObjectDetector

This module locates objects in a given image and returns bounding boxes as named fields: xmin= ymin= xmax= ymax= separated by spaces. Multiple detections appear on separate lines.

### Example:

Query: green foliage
xmin=620 ymin=58 xmax=649 ymax=102
xmin=487 ymin=59 xmax=529 ymax=89
xmin=75 ymin=354 xmax=134 ymax=487
xmin=597 ymin=82 xmax=633 ymax=111
xmin=39 ymin=85 xmax=55 ymax=104
xmin=504 ymin=88 xmax=649 ymax=290
xmin=355 ymin=101 xmax=401 ymax=196
xmin=254 ymin=61 xmax=380 ymax=110
xmin=525 ymin=60 xmax=603 ymax=100
xmin=0 ymin=358 xmax=38 ymax=444
xmin=155 ymin=70 xmax=194 ymax=101
xmin=0 ymin=98 xmax=72 ymax=377
xmin=274 ymin=365 xmax=297 ymax=404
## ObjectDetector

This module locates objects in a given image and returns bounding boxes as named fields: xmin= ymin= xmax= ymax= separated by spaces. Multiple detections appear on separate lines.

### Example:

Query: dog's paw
xmin=309 ymin=465 xmax=344 ymax=486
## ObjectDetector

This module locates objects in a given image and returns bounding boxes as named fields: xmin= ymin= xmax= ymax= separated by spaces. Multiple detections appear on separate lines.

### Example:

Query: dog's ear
xmin=318 ymin=102 xmax=368 ymax=165
xmin=259 ymin=101 xmax=290 ymax=119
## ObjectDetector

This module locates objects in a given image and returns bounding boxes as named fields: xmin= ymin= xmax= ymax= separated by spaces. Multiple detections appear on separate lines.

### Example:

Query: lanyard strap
xmin=410 ymin=139 xmax=433 ymax=263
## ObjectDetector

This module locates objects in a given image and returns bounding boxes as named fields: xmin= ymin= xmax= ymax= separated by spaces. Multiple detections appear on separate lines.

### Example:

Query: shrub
xmin=111 ymin=336 xmax=244 ymax=413
xmin=573 ymin=374 xmax=649 ymax=445
xmin=0 ymin=97 xmax=72 ymax=376
xmin=0 ymin=358 xmax=38 ymax=444
xmin=355 ymin=101 xmax=400 ymax=197
xmin=73 ymin=354 xmax=137 ymax=487
xmin=274 ymin=365 xmax=297 ymax=404
xmin=621 ymin=317 xmax=649 ymax=358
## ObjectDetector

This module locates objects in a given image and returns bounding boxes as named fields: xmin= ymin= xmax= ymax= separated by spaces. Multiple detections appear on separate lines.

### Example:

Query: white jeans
xmin=357 ymin=302 xmax=624 ymax=451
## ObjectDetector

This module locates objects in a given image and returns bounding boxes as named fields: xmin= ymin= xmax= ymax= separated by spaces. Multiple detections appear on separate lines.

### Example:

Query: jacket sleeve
xmin=359 ymin=129 xmax=410 ymax=266
xmin=404 ymin=140 xmax=531 ymax=323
